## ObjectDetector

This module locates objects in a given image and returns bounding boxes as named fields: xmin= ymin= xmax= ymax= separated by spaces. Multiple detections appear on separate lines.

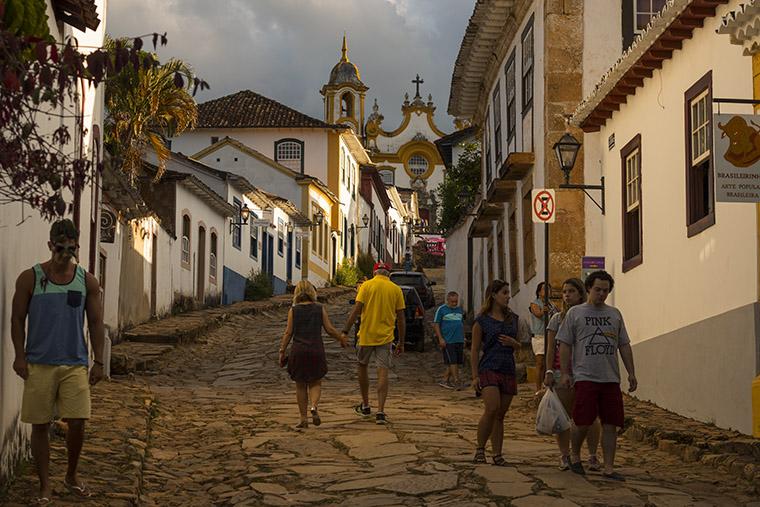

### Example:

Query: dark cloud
xmin=106 ymin=0 xmax=473 ymax=133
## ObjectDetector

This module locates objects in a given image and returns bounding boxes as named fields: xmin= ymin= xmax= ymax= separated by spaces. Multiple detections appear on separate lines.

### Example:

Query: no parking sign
xmin=531 ymin=189 xmax=556 ymax=223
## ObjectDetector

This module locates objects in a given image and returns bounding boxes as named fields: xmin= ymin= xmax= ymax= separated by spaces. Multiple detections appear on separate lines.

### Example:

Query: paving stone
xmin=487 ymin=481 xmax=536 ymax=498
xmin=379 ymin=472 xmax=459 ymax=495
xmin=249 ymin=482 xmax=289 ymax=495
xmin=511 ymin=496 xmax=580 ymax=507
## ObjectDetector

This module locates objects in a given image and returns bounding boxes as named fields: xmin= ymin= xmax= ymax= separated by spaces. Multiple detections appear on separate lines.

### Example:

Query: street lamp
xmin=356 ymin=213 xmax=369 ymax=229
xmin=230 ymin=203 xmax=251 ymax=232
xmin=312 ymin=209 xmax=324 ymax=228
xmin=286 ymin=222 xmax=294 ymax=233
xmin=554 ymin=131 xmax=605 ymax=214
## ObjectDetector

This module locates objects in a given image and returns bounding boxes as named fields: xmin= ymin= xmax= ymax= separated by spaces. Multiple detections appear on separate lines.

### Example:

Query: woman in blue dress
xmin=470 ymin=279 xmax=530 ymax=466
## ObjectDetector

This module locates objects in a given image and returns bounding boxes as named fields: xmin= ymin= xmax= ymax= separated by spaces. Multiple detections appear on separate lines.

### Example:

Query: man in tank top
xmin=11 ymin=219 xmax=105 ymax=503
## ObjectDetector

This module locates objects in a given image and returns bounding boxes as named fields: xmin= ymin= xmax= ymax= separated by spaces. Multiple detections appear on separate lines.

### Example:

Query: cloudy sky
xmin=106 ymin=0 xmax=474 ymax=132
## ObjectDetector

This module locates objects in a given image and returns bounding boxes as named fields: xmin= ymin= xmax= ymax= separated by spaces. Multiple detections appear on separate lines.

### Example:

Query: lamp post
xmin=312 ymin=209 xmax=324 ymax=228
xmin=229 ymin=203 xmax=251 ymax=232
xmin=554 ymin=131 xmax=605 ymax=214
xmin=355 ymin=213 xmax=369 ymax=229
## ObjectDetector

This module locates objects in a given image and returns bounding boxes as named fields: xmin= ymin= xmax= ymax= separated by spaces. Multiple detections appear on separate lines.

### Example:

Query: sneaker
xmin=375 ymin=412 xmax=387 ymax=425
xmin=587 ymin=455 xmax=601 ymax=471
xmin=438 ymin=380 xmax=455 ymax=389
xmin=559 ymin=455 xmax=570 ymax=471
xmin=354 ymin=404 xmax=371 ymax=417
xmin=569 ymin=460 xmax=586 ymax=475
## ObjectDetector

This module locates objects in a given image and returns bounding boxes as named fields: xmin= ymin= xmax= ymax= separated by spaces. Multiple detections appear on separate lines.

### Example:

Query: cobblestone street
xmin=3 ymin=288 xmax=759 ymax=506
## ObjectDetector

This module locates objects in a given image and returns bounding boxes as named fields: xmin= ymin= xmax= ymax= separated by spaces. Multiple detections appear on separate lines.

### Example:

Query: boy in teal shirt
xmin=433 ymin=291 xmax=466 ymax=389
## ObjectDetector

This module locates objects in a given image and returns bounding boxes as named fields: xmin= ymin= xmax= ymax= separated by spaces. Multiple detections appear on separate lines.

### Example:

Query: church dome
xmin=327 ymin=35 xmax=365 ymax=87
xmin=329 ymin=61 xmax=363 ymax=86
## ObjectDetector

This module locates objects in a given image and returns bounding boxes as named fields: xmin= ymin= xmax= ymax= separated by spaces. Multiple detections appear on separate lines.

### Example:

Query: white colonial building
xmin=574 ymin=0 xmax=758 ymax=435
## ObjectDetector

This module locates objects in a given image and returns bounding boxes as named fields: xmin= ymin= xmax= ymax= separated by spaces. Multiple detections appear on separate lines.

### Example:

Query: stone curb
xmin=111 ymin=286 xmax=354 ymax=374
xmin=622 ymin=396 xmax=760 ymax=493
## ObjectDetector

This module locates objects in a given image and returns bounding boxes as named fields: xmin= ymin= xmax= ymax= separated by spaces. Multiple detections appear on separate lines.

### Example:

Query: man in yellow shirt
xmin=341 ymin=262 xmax=405 ymax=424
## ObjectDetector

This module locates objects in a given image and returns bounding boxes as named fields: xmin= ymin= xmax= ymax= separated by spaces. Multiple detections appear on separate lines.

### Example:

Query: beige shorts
xmin=532 ymin=335 xmax=546 ymax=356
xmin=357 ymin=344 xmax=393 ymax=369
xmin=21 ymin=364 xmax=91 ymax=424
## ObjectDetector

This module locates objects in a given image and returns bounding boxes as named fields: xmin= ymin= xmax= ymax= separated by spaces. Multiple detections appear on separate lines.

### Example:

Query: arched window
xmin=181 ymin=214 xmax=191 ymax=265
xmin=341 ymin=92 xmax=354 ymax=117
xmin=210 ymin=232 xmax=218 ymax=282
xmin=408 ymin=154 xmax=429 ymax=177
xmin=274 ymin=139 xmax=304 ymax=173
xmin=379 ymin=169 xmax=394 ymax=185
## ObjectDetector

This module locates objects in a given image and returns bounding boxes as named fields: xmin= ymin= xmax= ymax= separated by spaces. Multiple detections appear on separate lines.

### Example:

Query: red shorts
xmin=478 ymin=370 xmax=517 ymax=395
xmin=572 ymin=381 xmax=624 ymax=427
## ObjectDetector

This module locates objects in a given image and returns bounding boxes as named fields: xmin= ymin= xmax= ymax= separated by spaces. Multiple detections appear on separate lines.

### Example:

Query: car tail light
xmin=415 ymin=306 xmax=424 ymax=318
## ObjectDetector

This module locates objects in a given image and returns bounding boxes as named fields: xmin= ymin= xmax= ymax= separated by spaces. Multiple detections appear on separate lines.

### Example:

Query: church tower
xmin=320 ymin=35 xmax=368 ymax=136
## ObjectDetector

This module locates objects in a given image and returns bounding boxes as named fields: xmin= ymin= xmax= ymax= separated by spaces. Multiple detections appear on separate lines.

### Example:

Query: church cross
xmin=412 ymin=74 xmax=424 ymax=98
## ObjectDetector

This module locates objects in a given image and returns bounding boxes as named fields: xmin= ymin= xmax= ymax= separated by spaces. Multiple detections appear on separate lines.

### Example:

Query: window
xmin=343 ymin=216 xmax=348 ymax=254
xmin=275 ymin=139 xmax=304 ymax=173
xmin=493 ymin=83 xmax=502 ymax=167
xmin=521 ymin=18 xmax=534 ymax=114
xmin=232 ymin=198 xmax=242 ymax=249
xmin=210 ymin=232 xmax=218 ymax=281
xmin=621 ymin=135 xmax=643 ymax=271
xmin=341 ymin=93 xmax=354 ymax=117
xmin=277 ymin=218 xmax=285 ymax=256
xmin=181 ymin=214 xmax=191 ymax=266
xmin=505 ymin=52 xmax=517 ymax=148
xmin=521 ymin=184 xmax=536 ymax=281
xmin=250 ymin=212 xmax=258 ymax=259
xmin=635 ymin=0 xmax=667 ymax=33
xmin=484 ymin=106 xmax=492 ymax=184
xmin=408 ymin=154 xmax=428 ymax=177
xmin=341 ymin=148 xmax=346 ymax=184
xmin=379 ymin=169 xmax=394 ymax=185
xmin=295 ymin=236 xmax=302 ymax=268
xmin=685 ymin=72 xmax=714 ymax=237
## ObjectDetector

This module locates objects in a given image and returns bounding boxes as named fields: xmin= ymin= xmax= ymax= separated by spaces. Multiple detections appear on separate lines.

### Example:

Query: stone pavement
xmin=3 ymin=288 xmax=759 ymax=506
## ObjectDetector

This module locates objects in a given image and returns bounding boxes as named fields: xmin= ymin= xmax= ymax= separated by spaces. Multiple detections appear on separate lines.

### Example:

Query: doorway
xmin=286 ymin=231 xmax=293 ymax=283
xmin=197 ymin=226 xmax=206 ymax=301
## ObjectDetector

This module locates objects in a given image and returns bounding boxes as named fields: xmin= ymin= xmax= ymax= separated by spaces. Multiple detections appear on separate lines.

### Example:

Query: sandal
xmin=472 ymin=447 xmax=486 ymax=464
xmin=64 ymin=479 xmax=91 ymax=498
xmin=492 ymin=454 xmax=508 ymax=466
xmin=34 ymin=497 xmax=52 ymax=505
xmin=311 ymin=408 xmax=321 ymax=426
xmin=602 ymin=471 xmax=626 ymax=481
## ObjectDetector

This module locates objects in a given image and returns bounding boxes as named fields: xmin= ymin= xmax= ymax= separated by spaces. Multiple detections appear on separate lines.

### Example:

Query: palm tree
xmin=104 ymin=42 xmax=198 ymax=181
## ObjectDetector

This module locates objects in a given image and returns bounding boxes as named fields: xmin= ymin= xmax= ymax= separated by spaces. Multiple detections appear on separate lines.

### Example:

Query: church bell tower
xmin=320 ymin=35 xmax=368 ymax=136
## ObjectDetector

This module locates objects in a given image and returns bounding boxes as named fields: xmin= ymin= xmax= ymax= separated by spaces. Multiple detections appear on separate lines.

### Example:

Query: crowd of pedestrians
xmin=10 ymin=221 xmax=638 ymax=503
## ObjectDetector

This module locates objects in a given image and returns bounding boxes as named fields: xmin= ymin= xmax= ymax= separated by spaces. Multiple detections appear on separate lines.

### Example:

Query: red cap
xmin=373 ymin=261 xmax=391 ymax=272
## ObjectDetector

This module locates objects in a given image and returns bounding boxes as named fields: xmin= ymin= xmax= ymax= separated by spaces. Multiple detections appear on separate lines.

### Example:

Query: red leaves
xmin=35 ymin=41 xmax=47 ymax=63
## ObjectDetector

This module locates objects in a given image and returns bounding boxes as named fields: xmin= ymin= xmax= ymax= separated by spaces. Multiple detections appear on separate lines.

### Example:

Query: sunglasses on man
xmin=53 ymin=244 xmax=79 ymax=255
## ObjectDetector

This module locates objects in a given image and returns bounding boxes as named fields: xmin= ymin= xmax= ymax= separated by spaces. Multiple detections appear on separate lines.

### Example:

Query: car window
xmin=391 ymin=274 xmax=423 ymax=286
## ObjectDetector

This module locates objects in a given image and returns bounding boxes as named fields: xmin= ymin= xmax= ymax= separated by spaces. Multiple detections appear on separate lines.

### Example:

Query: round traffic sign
xmin=532 ymin=189 xmax=555 ymax=223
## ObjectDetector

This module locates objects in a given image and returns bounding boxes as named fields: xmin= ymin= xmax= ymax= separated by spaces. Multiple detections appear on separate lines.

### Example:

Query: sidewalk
xmin=111 ymin=286 xmax=354 ymax=374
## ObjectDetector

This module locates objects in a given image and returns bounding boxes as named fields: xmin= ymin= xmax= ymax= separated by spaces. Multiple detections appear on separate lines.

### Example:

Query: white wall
xmin=444 ymin=219 xmax=472 ymax=310
xmin=173 ymin=129 xmax=330 ymax=185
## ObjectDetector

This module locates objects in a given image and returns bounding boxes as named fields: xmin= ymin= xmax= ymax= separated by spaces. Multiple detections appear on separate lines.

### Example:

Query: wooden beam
xmin=630 ymin=66 xmax=653 ymax=78
xmin=673 ymin=17 xmax=704 ymax=29
xmin=669 ymin=28 xmax=693 ymax=39
xmin=598 ymin=100 xmax=620 ymax=112
xmin=621 ymin=75 xmax=644 ymax=87
xmin=640 ymin=57 xmax=663 ymax=69
xmin=649 ymin=50 xmax=673 ymax=60
xmin=607 ymin=94 xmax=628 ymax=105
xmin=685 ymin=5 xmax=716 ymax=17
xmin=615 ymin=84 xmax=637 ymax=95
xmin=657 ymin=38 xmax=682 ymax=50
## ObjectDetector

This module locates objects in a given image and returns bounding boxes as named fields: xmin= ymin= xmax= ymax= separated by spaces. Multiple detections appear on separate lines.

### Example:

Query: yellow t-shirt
xmin=356 ymin=275 xmax=406 ymax=346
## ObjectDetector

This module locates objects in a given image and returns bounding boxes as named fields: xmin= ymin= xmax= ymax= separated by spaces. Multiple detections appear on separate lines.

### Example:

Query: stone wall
xmin=543 ymin=0 xmax=586 ymax=291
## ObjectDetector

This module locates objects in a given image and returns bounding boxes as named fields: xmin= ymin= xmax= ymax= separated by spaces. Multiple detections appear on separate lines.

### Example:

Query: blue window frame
xmin=250 ymin=212 xmax=258 ymax=259
xmin=232 ymin=198 xmax=242 ymax=250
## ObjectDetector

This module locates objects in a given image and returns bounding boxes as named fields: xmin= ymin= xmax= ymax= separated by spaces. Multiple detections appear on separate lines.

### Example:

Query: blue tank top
xmin=26 ymin=264 xmax=89 ymax=366
xmin=476 ymin=312 xmax=518 ymax=375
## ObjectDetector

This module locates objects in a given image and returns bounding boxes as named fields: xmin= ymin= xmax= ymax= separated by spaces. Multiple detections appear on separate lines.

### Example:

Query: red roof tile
xmin=197 ymin=90 xmax=347 ymax=129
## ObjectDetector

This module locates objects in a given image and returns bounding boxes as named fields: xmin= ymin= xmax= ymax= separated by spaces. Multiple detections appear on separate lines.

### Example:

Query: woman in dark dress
xmin=470 ymin=279 xmax=530 ymax=466
xmin=279 ymin=281 xmax=347 ymax=428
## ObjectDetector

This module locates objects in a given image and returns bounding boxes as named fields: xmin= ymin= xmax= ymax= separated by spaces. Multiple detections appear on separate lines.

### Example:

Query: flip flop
xmin=492 ymin=454 xmax=509 ymax=466
xmin=310 ymin=408 xmax=321 ymax=426
xmin=63 ymin=480 xmax=92 ymax=498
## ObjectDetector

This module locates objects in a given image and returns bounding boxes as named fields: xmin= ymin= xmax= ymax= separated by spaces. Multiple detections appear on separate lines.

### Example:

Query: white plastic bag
xmin=535 ymin=389 xmax=572 ymax=435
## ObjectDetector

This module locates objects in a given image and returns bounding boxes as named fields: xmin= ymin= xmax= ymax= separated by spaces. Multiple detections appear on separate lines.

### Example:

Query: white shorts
xmin=531 ymin=335 xmax=546 ymax=356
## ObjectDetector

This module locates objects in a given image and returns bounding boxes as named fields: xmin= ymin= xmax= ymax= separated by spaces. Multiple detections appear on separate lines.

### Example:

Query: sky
xmin=106 ymin=0 xmax=474 ymax=133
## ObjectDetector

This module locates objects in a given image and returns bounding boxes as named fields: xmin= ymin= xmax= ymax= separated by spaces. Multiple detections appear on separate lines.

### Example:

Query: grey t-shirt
xmin=556 ymin=303 xmax=630 ymax=383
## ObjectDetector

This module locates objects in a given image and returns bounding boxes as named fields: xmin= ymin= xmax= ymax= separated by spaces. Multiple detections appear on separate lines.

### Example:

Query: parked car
xmin=389 ymin=271 xmax=436 ymax=309
xmin=348 ymin=285 xmax=427 ymax=352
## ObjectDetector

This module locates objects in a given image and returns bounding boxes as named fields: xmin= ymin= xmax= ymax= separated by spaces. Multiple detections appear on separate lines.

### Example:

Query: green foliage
xmin=356 ymin=249 xmax=375 ymax=279
xmin=333 ymin=258 xmax=361 ymax=287
xmin=245 ymin=270 xmax=274 ymax=301
xmin=3 ymin=0 xmax=50 ymax=39
xmin=436 ymin=143 xmax=481 ymax=233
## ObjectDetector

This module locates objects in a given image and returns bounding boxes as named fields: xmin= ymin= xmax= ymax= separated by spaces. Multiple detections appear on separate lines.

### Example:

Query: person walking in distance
xmin=278 ymin=281 xmax=348 ymax=428
xmin=558 ymin=270 xmax=637 ymax=480
xmin=543 ymin=278 xmax=601 ymax=471
xmin=341 ymin=261 xmax=405 ymax=425
xmin=10 ymin=219 xmax=105 ymax=503
xmin=529 ymin=282 xmax=557 ymax=395
xmin=471 ymin=279 xmax=530 ymax=466
xmin=434 ymin=291 xmax=466 ymax=389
